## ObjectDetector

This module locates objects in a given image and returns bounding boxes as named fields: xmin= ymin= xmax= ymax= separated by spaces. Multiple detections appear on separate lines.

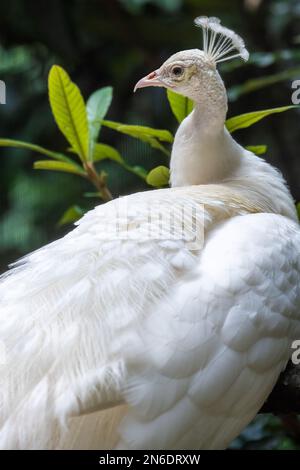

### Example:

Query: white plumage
xmin=0 ymin=17 xmax=300 ymax=450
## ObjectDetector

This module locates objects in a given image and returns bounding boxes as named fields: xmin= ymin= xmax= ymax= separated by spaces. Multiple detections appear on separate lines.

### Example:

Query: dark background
xmin=0 ymin=0 xmax=299 ymax=449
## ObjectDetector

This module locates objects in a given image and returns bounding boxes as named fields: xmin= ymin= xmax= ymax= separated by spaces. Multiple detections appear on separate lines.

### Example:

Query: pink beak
xmin=134 ymin=70 xmax=163 ymax=92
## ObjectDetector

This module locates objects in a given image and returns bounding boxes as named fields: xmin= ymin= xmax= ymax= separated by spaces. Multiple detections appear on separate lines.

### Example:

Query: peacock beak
xmin=134 ymin=70 xmax=163 ymax=92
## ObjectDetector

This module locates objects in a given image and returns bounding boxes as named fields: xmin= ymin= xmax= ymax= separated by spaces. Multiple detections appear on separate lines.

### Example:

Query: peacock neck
xmin=168 ymin=72 xmax=297 ymax=221
xmin=170 ymin=80 xmax=242 ymax=187
xmin=190 ymin=70 xmax=228 ymax=134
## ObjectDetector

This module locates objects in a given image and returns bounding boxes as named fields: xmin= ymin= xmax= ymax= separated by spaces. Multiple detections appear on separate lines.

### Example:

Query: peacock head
xmin=134 ymin=17 xmax=249 ymax=102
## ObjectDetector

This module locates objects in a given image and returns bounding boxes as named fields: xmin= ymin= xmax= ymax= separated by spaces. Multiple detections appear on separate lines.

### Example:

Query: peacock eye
xmin=171 ymin=66 xmax=183 ymax=77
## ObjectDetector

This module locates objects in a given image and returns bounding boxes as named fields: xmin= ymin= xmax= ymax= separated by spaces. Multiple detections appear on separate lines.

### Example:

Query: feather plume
xmin=194 ymin=16 xmax=249 ymax=64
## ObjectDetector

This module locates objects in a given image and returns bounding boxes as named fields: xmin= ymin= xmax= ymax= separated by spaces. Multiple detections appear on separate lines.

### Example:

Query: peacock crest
xmin=194 ymin=16 xmax=249 ymax=64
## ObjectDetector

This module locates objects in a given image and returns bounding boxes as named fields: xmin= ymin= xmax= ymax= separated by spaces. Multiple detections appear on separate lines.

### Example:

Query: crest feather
xmin=194 ymin=16 xmax=249 ymax=64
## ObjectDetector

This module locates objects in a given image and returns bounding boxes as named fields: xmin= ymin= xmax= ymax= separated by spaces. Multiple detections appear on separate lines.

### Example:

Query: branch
xmin=83 ymin=162 xmax=113 ymax=202
xmin=260 ymin=361 xmax=300 ymax=414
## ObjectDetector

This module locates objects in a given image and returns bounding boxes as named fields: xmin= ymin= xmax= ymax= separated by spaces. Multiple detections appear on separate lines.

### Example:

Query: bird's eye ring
xmin=171 ymin=66 xmax=183 ymax=77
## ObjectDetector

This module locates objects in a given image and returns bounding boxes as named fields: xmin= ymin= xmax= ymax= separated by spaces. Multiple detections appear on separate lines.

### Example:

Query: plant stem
xmin=83 ymin=162 xmax=113 ymax=202
xmin=158 ymin=144 xmax=171 ymax=157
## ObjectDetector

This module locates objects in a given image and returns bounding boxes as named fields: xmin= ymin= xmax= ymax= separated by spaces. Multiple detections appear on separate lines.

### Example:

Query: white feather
xmin=194 ymin=16 xmax=249 ymax=63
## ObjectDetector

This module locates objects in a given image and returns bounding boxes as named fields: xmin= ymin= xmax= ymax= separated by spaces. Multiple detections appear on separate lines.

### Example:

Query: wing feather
xmin=118 ymin=213 xmax=300 ymax=449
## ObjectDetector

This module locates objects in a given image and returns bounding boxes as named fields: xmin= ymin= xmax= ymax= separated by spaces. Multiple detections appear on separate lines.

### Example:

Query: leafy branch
xmin=0 ymin=65 xmax=173 ymax=223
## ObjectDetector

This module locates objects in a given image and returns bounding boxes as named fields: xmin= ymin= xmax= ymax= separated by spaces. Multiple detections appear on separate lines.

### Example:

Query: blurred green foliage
xmin=0 ymin=0 xmax=300 ymax=450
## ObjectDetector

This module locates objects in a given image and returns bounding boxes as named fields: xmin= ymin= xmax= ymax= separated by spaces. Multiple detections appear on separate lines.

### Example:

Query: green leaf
xmin=102 ymin=120 xmax=173 ymax=142
xmin=93 ymin=143 xmax=124 ymax=163
xmin=245 ymin=145 xmax=267 ymax=156
xmin=58 ymin=205 xmax=85 ymax=226
xmin=86 ymin=86 xmax=113 ymax=160
xmin=120 ymin=163 xmax=148 ymax=180
xmin=228 ymin=67 xmax=300 ymax=101
xmin=146 ymin=165 xmax=170 ymax=187
xmin=120 ymin=125 xmax=173 ymax=143
xmin=83 ymin=192 xmax=102 ymax=198
xmin=48 ymin=65 xmax=89 ymax=161
xmin=75 ymin=139 xmax=146 ymax=181
xmin=167 ymin=89 xmax=194 ymax=123
xmin=102 ymin=120 xmax=173 ymax=156
xmin=33 ymin=160 xmax=86 ymax=176
xmin=129 ymin=165 xmax=148 ymax=179
xmin=0 ymin=138 xmax=74 ymax=163
xmin=297 ymin=203 xmax=300 ymax=221
xmin=226 ymin=106 xmax=299 ymax=133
